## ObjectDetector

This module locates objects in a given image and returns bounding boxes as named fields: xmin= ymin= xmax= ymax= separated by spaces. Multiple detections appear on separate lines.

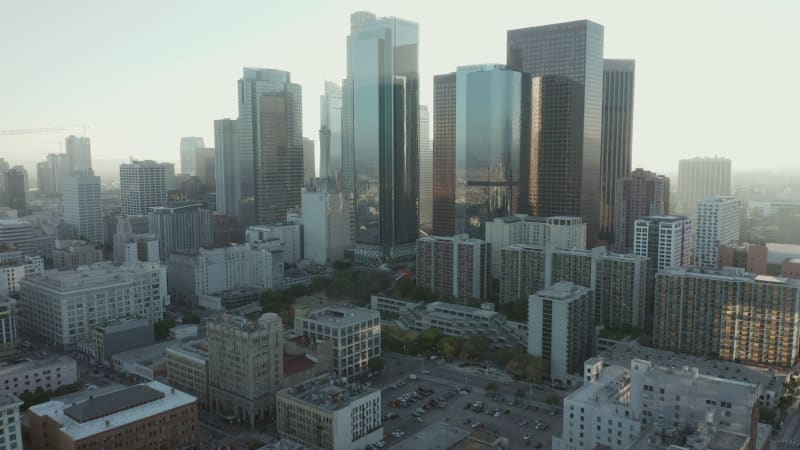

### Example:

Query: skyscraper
xmin=237 ymin=68 xmax=303 ymax=226
xmin=344 ymin=12 xmax=420 ymax=263
xmin=179 ymin=137 xmax=204 ymax=176
xmin=432 ymin=72 xmax=457 ymax=236
xmin=303 ymin=137 xmax=315 ymax=187
xmin=214 ymin=118 xmax=240 ymax=217
xmin=147 ymin=203 xmax=213 ymax=259
xmin=695 ymin=196 xmax=740 ymax=268
xmin=194 ymin=147 xmax=215 ymax=187
xmin=62 ymin=175 xmax=103 ymax=243
xmin=614 ymin=168 xmax=669 ymax=252
xmin=36 ymin=153 xmax=68 ymax=195
xmin=4 ymin=167 xmax=27 ymax=214
xmin=119 ymin=160 xmax=167 ymax=216
xmin=508 ymin=20 xmax=604 ymax=244
xmin=319 ymin=81 xmax=342 ymax=183
xmin=600 ymin=59 xmax=635 ymax=240
xmin=65 ymin=135 xmax=92 ymax=175
xmin=633 ymin=215 xmax=692 ymax=272
xmin=677 ymin=156 xmax=731 ymax=218
xmin=419 ymin=104 xmax=433 ymax=234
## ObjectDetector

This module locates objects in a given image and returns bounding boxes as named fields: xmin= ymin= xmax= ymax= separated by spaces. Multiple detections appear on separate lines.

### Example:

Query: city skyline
xmin=2 ymin=0 xmax=798 ymax=174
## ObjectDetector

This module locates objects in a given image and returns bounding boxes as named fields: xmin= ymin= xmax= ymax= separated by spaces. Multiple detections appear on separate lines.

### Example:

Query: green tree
xmin=417 ymin=328 xmax=444 ymax=353
xmin=309 ymin=276 xmax=331 ymax=292
xmin=439 ymin=336 xmax=464 ymax=361
xmin=369 ymin=357 xmax=385 ymax=372
xmin=154 ymin=319 xmax=176 ymax=340
xmin=460 ymin=335 xmax=491 ymax=361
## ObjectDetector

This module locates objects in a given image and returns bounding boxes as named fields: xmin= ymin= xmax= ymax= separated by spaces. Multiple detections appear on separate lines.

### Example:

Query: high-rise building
xmin=614 ymin=168 xmax=669 ymax=251
xmin=194 ymin=147 xmax=215 ymax=187
xmin=301 ymin=190 xmax=351 ymax=264
xmin=319 ymin=81 xmax=343 ymax=183
xmin=600 ymin=59 xmax=635 ymax=240
xmin=3 ymin=167 xmax=27 ymax=215
xmin=214 ymin=119 xmax=240 ymax=217
xmin=180 ymin=136 xmax=205 ymax=175
xmin=119 ymin=160 xmax=167 ymax=216
xmin=237 ymin=68 xmax=303 ymax=226
xmin=147 ymin=203 xmax=213 ymax=259
xmin=416 ymin=235 xmax=491 ymax=301
xmin=245 ymin=223 xmax=302 ymax=264
xmin=0 ymin=390 xmax=22 ymax=449
xmin=112 ymin=216 xmax=159 ymax=265
xmin=159 ymin=161 xmax=176 ymax=191
xmin=419 ymin=105 xmax=433 ymax=234
xmin=508 ymin=20 xmax=604 ymax=245
xmin=0 ymin=220 xmax=54 ymax=262
xmin=677 ymin=156 xmax=732 ymax=218
xmin=65 ymin=135 xmax=92 ymax=174
xmin=303 ymin=137 xmax=315 ymax=186
xmin=344 ymin=12 xmax=419 ymax=263
xmin=208 ymin=313 xmax=284 ymax=427
xmin=37 ymin=153 xmax=68 ymax=194
xmin=653 ymin=267 xmax=800 ymax=368
xmin=0 ymin=297 xmax=18 ymax=356
xmin=695 ymin=196 xmax=740 ymax=268
xmin=633 ymin=215 xmax=692 ymax=272
xmin=62 ymin=174 xmax=103 ymax=243
xmin=432 ymin=72 xmax=457 ymax=236
xmin=528 ymin=281 xmax=593 ymax=385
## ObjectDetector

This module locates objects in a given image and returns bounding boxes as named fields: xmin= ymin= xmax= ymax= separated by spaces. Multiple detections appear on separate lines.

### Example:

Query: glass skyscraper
xmin=214 ymin=118 xmax=239 ymax=217
xmin=319 ymin=81 xmax=343 ymax=185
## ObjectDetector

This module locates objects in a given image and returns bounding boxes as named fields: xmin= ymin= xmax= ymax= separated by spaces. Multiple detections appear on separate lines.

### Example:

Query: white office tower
xmin=180 ymin=137 xmax=205 ymax=176
xmin=677 ymin=156 xmax=731 ymax=218
xmin=112 ymin=216 xmax=159 ymax=265
xmin=419 ymin=104 xmax=433 ymax=234
xmin=214 ymin=119 xmax=240 ymax=217
xmin=19 ymin=262 xmax=168 ymax=348
xmin=695 ymin=196 xmax=740 ymax=268
xmin=65 ymin=135 xmax=92 ymax=174
xmin=62 ymin=174 xmax=103 ymax=243
xmin=245 ymin=223 xmax=302 ymax=264
xmin=119 ymin=160 xmax=167 ymax=216
xmin=301 ymin=190 xmax=351 ymax=264
xmin=0 ymin=251 xmax=44 ymax=296
xmin=633 ymin=215 xmax=693 ymax=271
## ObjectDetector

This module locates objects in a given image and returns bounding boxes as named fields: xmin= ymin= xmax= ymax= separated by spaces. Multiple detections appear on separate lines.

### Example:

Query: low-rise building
xmin=198 ymin=287 xmax=262 ymax=311
xmin=111 ymin=340 xmax=177 ymax=381
xmin=52 ymin=239 xmax=103 ymax=270
xmin=0 ymin=390 xmax=22 ymax=450
xmin=0 ymin=355 xmax=77 ymax=397
xmin=0 ymin=250 xmax=43 ymax=296
xmin=246 ymin=223 xmax=302 ymax=264
xmin=276 ymin=374 xmax=383 ymax=450
xmin=28 ymin=381 xmax=198 ymax=450
xmin=91 ymin=318 xmax=154 ymax=362
xmin=0 ymin=296 xmax=17 ymax=356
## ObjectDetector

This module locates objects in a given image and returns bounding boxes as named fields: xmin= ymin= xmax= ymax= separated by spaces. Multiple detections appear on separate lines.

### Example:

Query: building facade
xmin=320 ymin=81 xmax=343 ymax=183
xmin=214 ymin=118 xmax=240 ymax=218
xmin=0 ymin=390 xmax=22 ymax=450
xmin=677 ymin=156 xmax=732 ymax=218
xmin=166 ymin=339 xmax=209 ymax=410
xmin=52 ymin=240 xmax=103 ymax=270
xmin=432 ymin=72 xmax=457 ymax=236
xmin=0 ymin=251 xmax=44 ymax=296
xmin=303 ymin=138 xmax=315 ymax=187
xmin=301 ymin=190 xmax=352 ymax=264
xmin=614 ymin=168 xmax=670 ymax=252
xmin=0 ymin=297 xmax=17 ymax=357
xmin=65 ymin=135 xmax=92 ymax=174
xmin=695 ymin=196 xmax=740 ymax=268
xmin=92 ymin=318 xmax=154 ymax=362
xmin=633 ymin=215 xmax=692 ymax=272
xmin=245 ymin=223 xmax=302 ymax=264
xmin=415 ymin=235 xmax=491 ymax=301
xmin=179 ymin=136 xmax=204 ymax=176
xmin=62 ymin=175 xmax=103 ymax=243
xmin=718 ymin=242 xmax=768 ymax=274
xmin=0 ymin=356 xmax=77 ymax=397
xmin=147 ymin=203 xmax=213 ymax=260
xmin=119 ymin=160 xmax=167 ymax=216
xmin=419 ymin=104 xmax=433 ymax=234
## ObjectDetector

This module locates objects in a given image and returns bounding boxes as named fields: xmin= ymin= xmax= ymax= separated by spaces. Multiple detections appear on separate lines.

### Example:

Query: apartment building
xmin=415 ymin=235 xmax=490 ymax=301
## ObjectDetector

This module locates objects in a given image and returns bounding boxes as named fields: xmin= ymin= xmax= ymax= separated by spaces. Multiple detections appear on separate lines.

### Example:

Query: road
xmin=777 ymin=408 xmax=800 ymax=449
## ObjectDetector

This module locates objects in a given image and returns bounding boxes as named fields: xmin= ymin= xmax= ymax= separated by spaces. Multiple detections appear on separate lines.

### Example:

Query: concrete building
xmin=0 ymin=297 xmax=17 ymax=357
xmin=246 ymin=223 xmax=302 ymax=264
xmin=19 ymin=262 xmax=167 ymax=348
xmin=28 ymin=381 xmax=198 ymax=450
xmin=0 ymin=356 xmax=77 ymax=397
xmin=0 ymin=251 xmax=44 ymax=296
xmin=320 ymin=81 xmax=343 ymax=185
xmin=147 ymin=203 xmax=213 ymax=260
xmin=36 ymin=153 xmax=68 ymax=195
xmin=718 ymin=242 xmax=768 ymax=274
xmin=0 ymin=390 xmax=22 ymax=450
xmin=371 ymin=295 xmax=527 ymax=350
xmin=501 ymin=245 xmax=647 ymax=330
xmin=111 ymin=339 xmax=176 ymax=381
xmin=119 ymin=160 xmax=167 ymax=216
xmin=276 ymin=374 xmax=383 ymax=450
xmin=2 ymin=166 xmax=28 ymax=215
xmin=52 ymin=239 xmax=103 ymax=270
xmin=159 ymin=161 xmax=176 ymax=191
xmin=167 ymin=243 xmax=283 ymax=306
xmin=677 ymin=156 xmax=731 ymax=219
xmin=653 ymin=267 xmax=800 ymax=368
xmin=303 ymin=138 xmax=315 ymax=187
xmin=415 ymin=235 xmax=491 ymax=301
xmin=614 ymin=168 xmax=670 ymax=251
xmin=193 ymin=147 xmax=215 ymax=187
xmin=208 ymin=313 xmax=284 ymax=426
xmin=65 ymin=135 xmax=92 ymax=175
xmin=62 ymin=174 xmax=103 ymax=243
xmin=179 ymin=136 xmax=204 ymax=176
xmin=214 ymin=118 xmax=240 ymax=217
xmin=92 ymin=318 xmax=154 ymax=362
xmin=528 ymin=282 xmax=593 ymax=385
xmin=633 ymin=216 xmax=692 ymax=272
xmin=301 ymin=190 xmax=351 ymax=264
xmin=112 ymin=215 xmax=159 ymax=265
xmin=166 ymin=339 xmax=210 ymax=410
xmin=295 ymin=304 xmax=380 ymax=379
xmin=782 ymin=258 xmax=800 ymax=279
xmin=485 ymin=215 xmax=586 ymax=277
xmin=0 ymin=219 xmax=54 ymax=263
xmin=419 ymin=104 xmax=433 ymax=234
xmin=695 ymin=196 xmax=740 ymax=268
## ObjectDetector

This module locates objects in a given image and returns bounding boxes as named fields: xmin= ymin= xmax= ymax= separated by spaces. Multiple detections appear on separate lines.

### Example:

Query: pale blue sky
xmin=1 ymin=0 xmax=798 ymax=176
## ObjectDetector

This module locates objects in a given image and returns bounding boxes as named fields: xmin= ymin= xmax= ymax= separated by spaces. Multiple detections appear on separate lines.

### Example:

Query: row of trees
xmin=18 ymin=383 xmax=83 ymax=410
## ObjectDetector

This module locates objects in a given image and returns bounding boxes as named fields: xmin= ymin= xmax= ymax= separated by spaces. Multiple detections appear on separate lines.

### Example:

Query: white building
xmin=62 ymin=175 xmax=103 ymax=243
xmin=276 ymin=375 xmax=383 ymax=450
xmin=295 ymin=304 xmax=380 ymax=379
xmin=0 ymin=355 xmax=78 ymax=397
xmin=119 ymin=160 xmax=167 ymax=216
xmin=301 ymin=190 xmax=351 ymax=264
xmin=0 ymin=390 xmax=22 ymax=450
xmin=167 ymin=243 xmax=284 ymax=306
xmin=19 ymin=262 xmax=167 ymax=348
xmin=485 ymin=215 xmax=586 ymax=277
xmin=694 ymin=196 xmax=740 ymax=268
xmin=633 ymin=215 xmax=692 ymax=271
xmin=677 ymin=156 xmax=731 ymax=218
xmin=246 ymin=223 xmax=302 ymax=264
xmin=0 ymin=296 xmax=17 ymax=356
xmin=0 ymin=251 xmax=44 ymax=296
xmin=528 ymin=282 xmax=593 ymax=385
xmin=112 ymin=216 xmax=159 ymax=265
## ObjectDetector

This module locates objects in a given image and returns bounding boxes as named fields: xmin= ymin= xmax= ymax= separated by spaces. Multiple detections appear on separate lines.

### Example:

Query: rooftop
xmin=278 ymin=374 xmax=377 ymax=412
xmin=65 ymin=385 xmax=165 ymax=423
xmin=533 ymin=281 xmax=591 ymax=301
xmin=20 ymin=261 xmax=162 ymax=293
xmin=112 ymin=339 xmax=178 ymax=366
xmin=0 ymin=389 xmax=22 ymax=408
xmin=303 ymin=304 xmax=378 ymax=327
xmin=568 ymin=364 xmax=630 ymax=406
xmin=95 ymin=318 xmax=151 ymax=334
xmin=0 ymin=355 xmax=76 ymax=378
xmin=426 ymin=301 xmax=498 ymax=319
xmin=659 ymin=266 xmax=800 ymax=286
xmin=385 ymin=422 xmax=471 ymax=450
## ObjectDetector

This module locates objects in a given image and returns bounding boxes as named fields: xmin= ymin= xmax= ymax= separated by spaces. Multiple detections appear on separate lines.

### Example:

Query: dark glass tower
xmin=507 ymin=20 xmax=604 ymax=245
xmin=344 ymin=12 xmax=419 ymax=263
xmin=600 ymin=59 xmax=636 ymax=242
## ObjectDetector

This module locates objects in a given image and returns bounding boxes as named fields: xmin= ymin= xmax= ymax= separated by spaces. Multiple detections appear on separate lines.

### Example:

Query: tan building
xmin=208 ymin=313 xmax=283 ymax=426
xmin=718 ymin=242 xmax=768 ymax=274
xmin=782 ymin=258 xmax=800 ymax=279
xmin=166 ymin=339 xmax=209 ymax=410
xmin=28 ymin=381 xmax=198 ymax=450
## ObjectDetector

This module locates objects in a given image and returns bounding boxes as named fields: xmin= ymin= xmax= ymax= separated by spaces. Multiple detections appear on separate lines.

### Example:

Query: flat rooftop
xmin=65 ymin=385 xmax=165 ymax=423
xmin=96 ymin=318 xmax=151 ymax=333
xmin=0 ymin=355 xmax=76 ymax=378
xmin=303 ymin=304 xmax=378 ymax=326
xmin=278 ymin=375 xmax=378 ymax=412
xmin=426 ymin=302 xmax=497 ymax=319
xmin=568 ymin=364 xmax=630 ymax=406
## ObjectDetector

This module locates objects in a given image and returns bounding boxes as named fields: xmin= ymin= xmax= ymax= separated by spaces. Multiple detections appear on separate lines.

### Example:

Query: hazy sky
xmin=1 ymin=0 xmax=798 ymax=176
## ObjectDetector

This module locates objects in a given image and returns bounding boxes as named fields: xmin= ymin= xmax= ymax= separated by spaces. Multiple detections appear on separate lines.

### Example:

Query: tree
xmin=369 ymin=357 xmax=385 ymax=372
xmin=332 ymin=260 xmax=352 ymax=270
xmin=154 ymin=319 xmax=176 ymax=340
xmin=417 ymin=328 xmax=444 ymax=354
xmin=460 ymin=335 xmax=491 ymax=361
xmin=439 ymin=336 xmax=464 ymax=361
xmin=309 ymin=276 xmax=331 ymax=292
xmin=485 ymin=382 xmax=498 ymax=393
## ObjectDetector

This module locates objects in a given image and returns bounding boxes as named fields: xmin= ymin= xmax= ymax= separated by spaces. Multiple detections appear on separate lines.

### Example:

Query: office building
xmin=0 ymin=297 xmax=17 ymax=356
xmin=3 ymin=167 xmax=27 ymax=215
xmin=0 ymin=251 xmax=43 ymax=296
xmin=245 ymin=223 xmax=302 ymax=264
xmin=419 ymin=104 xmax=433 ymax=234
xmin=167 ymin=243 xmax=283 ymax=306
xmin=0 ymin=220 xmax=54 ymax=262
xmin=677 ymin=156 xmax=732 ymax=218
xmin=508 ymin=20 xmax=604 ymax=244
xmin=301 ymin=190 xmax=351 ymax=264
xmin=65 ymin=135 xmax=92 ymax=174
xmin=599 ymin=59 xmax=636 ymax=240
xmin=415 ymin=235 xmax=490 ymax=301
xmin=614 ymin=168 xmax=670 ymax=251
xmin=782 ymin=259 xmax=800 ymax=279
xmin=485 ymin=214 xmax=586 ymax=277
xmin=432 ymin=72 xmax=457 ymax=236
xmin=718 ymin=242 xmax=768 ymax=274
xmin=633 ymin=215 xmax=692 ymax=271
xmin=528 ymin=282 xmax=593 ymax=385
xmin=295 ymin=304 xmax=380 ymax=379
xmin=653 ymin=267 xmax=800 ymax=368
xmin=276 ymin=375 xmax=383 ymax=450
xmin=208 ymin=313 xmax=284 ymax=426
xmin=147 ymin=203 xmax=213 ymax=259
xmin=52 ymin=239 xmax=103 ymax=270
xmin=0 ymin=390 xmax=22 ymax=450
xmin=0 ymin=356 xmax=77 ymax=397
xmin=695 ymin=196 xmax=740 ymax=268
xmin=166 ymin=338 xmax=210 ymax=410
xmin=303 ymin=138 xmax=315 ymax=187
xmin=112 ymin=216 xmax=159 ymax=265
xmin=194 ymin=147 xmax=215 ymax=187
xmin=19 ymin=262 xmax=167 ymax=348
xmin=158 ymin=161 xmax=176 ymax=191
xmin=501 ymin=245 xmax=647 ymax=330
xmin=28 ymin=381 xmax=198 ymax=450
xmin=36 ymin=153 xmax=68 ymax=195
xmin=214 ymin=118 xmax=240 ymax=217
xmin=180 ymin=136 xmax=204 ymax=176
xmin=344 ymin=12 xmax=419 ymax=263
xmin=62 ymin=174 xmax=103 ymax=243
xmin=119 ymin=160 xmax=167 ymax=216
xmin=92 ymin=318 xmax=154 ymax=362
xmin=320 ymin=81 xmax=343 ymax=183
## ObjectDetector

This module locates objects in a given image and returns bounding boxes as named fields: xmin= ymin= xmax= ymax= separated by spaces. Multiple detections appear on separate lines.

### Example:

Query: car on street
xmin=391 ymin=430 xmax=404 ymax=438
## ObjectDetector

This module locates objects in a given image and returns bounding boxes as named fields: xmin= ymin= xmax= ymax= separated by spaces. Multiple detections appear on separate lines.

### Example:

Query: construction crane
xmin=0 ymin=124 xmax=90 ymax=136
